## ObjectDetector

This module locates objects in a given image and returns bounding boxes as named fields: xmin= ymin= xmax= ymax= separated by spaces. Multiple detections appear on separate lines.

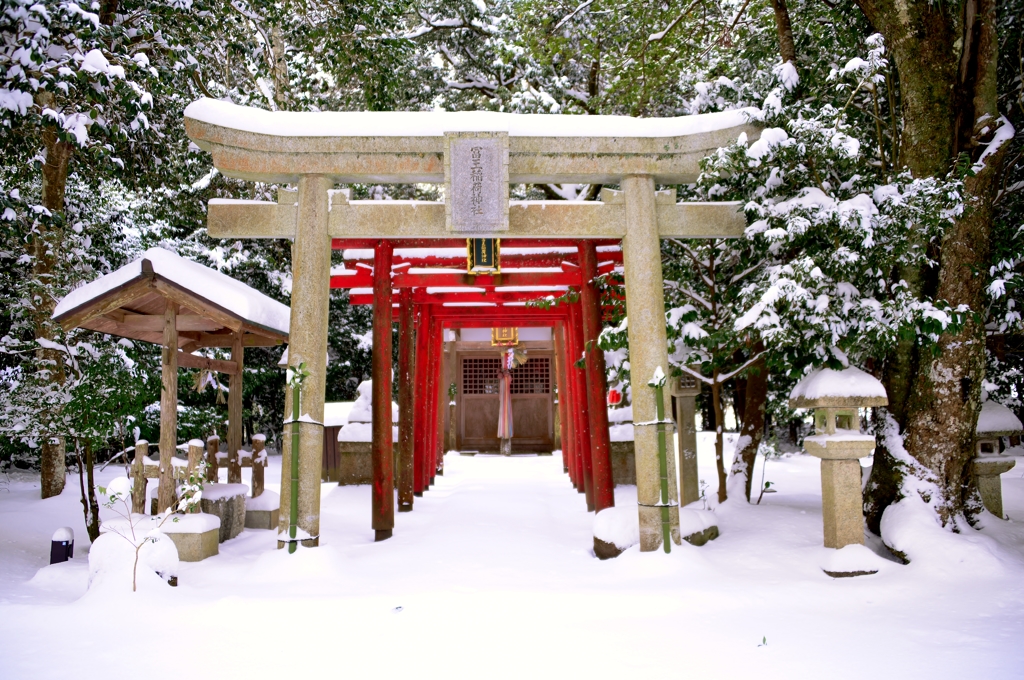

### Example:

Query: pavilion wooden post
xmin=158 ymin=301 xmax=179 ymax=515
xmin=413 ymin=304 xmax=431 ymax=496
xmin=206 ymin=434 xmax=220 ymax=483
xmin=371 ymin=240 xmax=395 ymax=541
xmin=397 ymin=288 xmax=415 ymax=512
xmin=568 ymin=300 xmax=593 ymax=508
xmin=227 ymin=331 xmax=244 ymax=484
xmin=433 ymin=320 xmax=447 ymax=476
xmin=187 ymin=440 xmax=204 ymax=513
xmin=580 ymin=241 xmax=614 ymax=512
xmin=251 ymin=435 xmax=266 ymax=498
xmin=554 ymin=323 xmax=576 ymax=486
xmin=622 ymin=175 xmax=681 ymax=550
xmin=277 ymin=174 xmax=332 ymax=548
xmin=132 ymin=440 xmax=148 ymax=514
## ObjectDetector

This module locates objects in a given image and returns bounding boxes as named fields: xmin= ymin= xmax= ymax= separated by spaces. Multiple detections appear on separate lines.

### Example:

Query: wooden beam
xmin=56 ymin=276 xmax=154 ymax=331
xmin=152 ymin=279 xmax=243 ymax=332
xmin=103 ymin=313 xmax=224 ymax=332
xmin=175 ymin=351 xmax=239 ymax=375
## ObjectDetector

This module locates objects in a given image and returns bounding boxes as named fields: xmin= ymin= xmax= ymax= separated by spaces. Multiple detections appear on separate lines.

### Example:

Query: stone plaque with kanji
xmin=444 ymin=132 xmax=509 ymax=232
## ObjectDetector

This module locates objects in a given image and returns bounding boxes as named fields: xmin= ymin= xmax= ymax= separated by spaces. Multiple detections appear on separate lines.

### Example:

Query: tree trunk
xmin=731 ymin=352 xmax=769 ymax=502
xmin=712 ymin=370 xmax=727 ymax=503
xmin=35 ymin=92 xmax=72 ymax=499
xmin=76 ymin=441 xmax=101 ymax=542
xmin=770 ymin=0 xmax=797 ymax=65
xmin=859 ymin=0 xmax=1005 ymax=528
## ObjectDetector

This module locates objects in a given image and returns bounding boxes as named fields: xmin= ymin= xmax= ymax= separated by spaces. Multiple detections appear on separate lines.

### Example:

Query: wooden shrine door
xmin=458 ymin=354 xmax=553 ymax=453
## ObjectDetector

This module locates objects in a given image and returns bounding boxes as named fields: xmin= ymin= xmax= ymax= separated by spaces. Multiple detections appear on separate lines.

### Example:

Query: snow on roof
xmin=976 ymin=400 xmax=1023 ymax=436
xmin=53 ymin=247 xmax=290 ymax=336
xmin=323 ymin=402 xmax=355 ymax=428
xmin=789 ymin=366 xmax=887 ymax=407
xmin=186 ymin=98 xmax=758 ymax=139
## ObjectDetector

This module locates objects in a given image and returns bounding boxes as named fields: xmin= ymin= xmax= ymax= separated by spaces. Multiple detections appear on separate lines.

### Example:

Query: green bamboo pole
xmin=287 ymin=363 xmax=308 ymax=554
xmin=649 ymin=367 xmax=672 ymax=554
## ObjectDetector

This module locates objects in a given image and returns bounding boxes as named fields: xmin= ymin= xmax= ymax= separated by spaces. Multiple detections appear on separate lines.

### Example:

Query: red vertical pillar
xmin=371 ymin=241 xmax=394 ymax=541
xmin=553 ymin=322 xmax=571 ymax=476
xmin=427 ymin=316 xmax=441 ymax=488
xmin=569 ymin=299 xmax=594 ymax=510
xmin=413 ymin=303 xmax=430 ymax=496
xmin=580 ymin=241 xmax=615 ymax=512
xmin=555 ymin=321 xmax=577 ymax=488
xmin=397 ymin=288 xmax=415 ymax=512
xmin=433 ymin=320 xmax=447 ymax=479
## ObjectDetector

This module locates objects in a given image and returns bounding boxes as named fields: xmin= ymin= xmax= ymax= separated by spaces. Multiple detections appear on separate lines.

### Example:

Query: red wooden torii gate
xmin=330 ymin=237 xmax=621 ymax=540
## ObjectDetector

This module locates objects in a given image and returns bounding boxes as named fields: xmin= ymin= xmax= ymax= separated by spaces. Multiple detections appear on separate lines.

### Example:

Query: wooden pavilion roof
xmin=53 ymin=248 xmax=289 ymax=356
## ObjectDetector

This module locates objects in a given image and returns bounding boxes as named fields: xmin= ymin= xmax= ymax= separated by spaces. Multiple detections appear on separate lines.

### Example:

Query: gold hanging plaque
xmin=491 ymin=327 xmax=518 ymax=347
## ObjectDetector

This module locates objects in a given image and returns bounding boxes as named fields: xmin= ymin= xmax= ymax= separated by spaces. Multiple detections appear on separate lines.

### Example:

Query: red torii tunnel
xmin=330 ymin=238 xmax=621 ymax=541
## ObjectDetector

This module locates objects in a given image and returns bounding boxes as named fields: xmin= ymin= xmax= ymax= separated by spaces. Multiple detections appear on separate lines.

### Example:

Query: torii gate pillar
xmin=278 ymin=175 xmax=331 ymax=548
xmin=622 ymin=175 xmax=682 ymax=550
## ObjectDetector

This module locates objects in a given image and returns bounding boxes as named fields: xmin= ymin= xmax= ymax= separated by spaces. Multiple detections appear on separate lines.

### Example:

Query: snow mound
xmin=880 ymin=495 xmax=1014 ymax=576
xmin=247 ymin=490 xmax=280 ymax=511
xmin=593 ymin=506 xmax=640 ymax=550
xmin=678 ymin=509 xmax=717 ymax=539
xmin=201 ymin=483 xmax=248 ymax=501
xmin=53 ymin=247 xmax=290 ymax=335
xmin=324 ymin=401 xmax=355 ymax=428
xmin=609 ymin=423 xmax=634 ymax=442
xmin=819 ymin=544 xmax=889 ymax=576
xmin=789 ymin=366 xmax=887 ymax=406
xmin=347 ymin=380 xmax=399 ymax=424
xmin=977 ymin=400 xmax=1023 ymax=435
xmin=607 ymin=405 xmax=633 ymax=424
xmin=87 ymin=528 xmax=179 ymax=594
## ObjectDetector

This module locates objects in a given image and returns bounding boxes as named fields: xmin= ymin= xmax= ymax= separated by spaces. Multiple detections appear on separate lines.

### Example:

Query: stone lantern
xmin=789 ymin=366 xmax=887 ymax=550
xmin=972 ymin=400 xmax=1020 ymax=518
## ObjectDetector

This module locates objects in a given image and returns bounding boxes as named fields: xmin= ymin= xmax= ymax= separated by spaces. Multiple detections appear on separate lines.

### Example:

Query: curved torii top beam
xmin=184 ymin=98 xmax=762 ymax=185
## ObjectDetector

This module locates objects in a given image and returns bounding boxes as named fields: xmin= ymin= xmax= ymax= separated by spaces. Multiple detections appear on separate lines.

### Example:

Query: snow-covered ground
xmin=2 ymin=435 xmax=1024 ymax=679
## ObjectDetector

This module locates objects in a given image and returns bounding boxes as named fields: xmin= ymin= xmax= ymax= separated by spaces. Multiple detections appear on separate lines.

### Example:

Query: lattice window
xmin=462 ymin=358 xmax=501 ymax=394
xmin=511 ymin=358 xmax=551 ymax=394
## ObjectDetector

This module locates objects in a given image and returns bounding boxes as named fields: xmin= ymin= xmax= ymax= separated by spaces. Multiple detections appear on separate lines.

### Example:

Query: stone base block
xmin=166 ymin=529 xmax=219 ymax=562
xmin=610 ymin=441 xmax=636 ymax=486
xmin=245 ymin=507 xmax=280 ymax=530
xmin=200 ymin=487 xmax=247 ymax=543
xmin=336 ymin=441 xmax=373 ymax=485
xmin=683 ymin=525 xmax=719 ymax=546
xmin=594 ymin=537 xmax=624 ymax=560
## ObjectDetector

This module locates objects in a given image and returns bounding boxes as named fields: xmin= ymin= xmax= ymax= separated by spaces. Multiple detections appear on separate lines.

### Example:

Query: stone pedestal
xmin=336 ymin=441 xmax=374 ymax=484
xmin=200 ymin=483 xmax=248 ymax=542
xmin=972 ymin=457 xmax=1016 ymax=518
xmin=245 ymin=489 xmax=281 ymax=530
xmin=166 ymin=528 xmax=219 ymax=562
xmin=610 ymin=441 xmax=636 ymax=486
xmin=162 ymin=513 xmax=221 ymax=562
xmin=804 ymin=436 xmax=872 ymax=549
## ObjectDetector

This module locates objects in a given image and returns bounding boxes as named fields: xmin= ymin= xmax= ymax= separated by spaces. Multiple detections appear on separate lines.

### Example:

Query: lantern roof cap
xmin=789 ymin=366 xmax=888 ymax=409
xmin=976 ymin=399 xmax=1023 ymax=436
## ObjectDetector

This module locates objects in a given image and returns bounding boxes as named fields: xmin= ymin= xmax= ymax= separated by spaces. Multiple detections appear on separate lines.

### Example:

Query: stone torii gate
xmin=184 ymin=98 xmax=757 ymax=552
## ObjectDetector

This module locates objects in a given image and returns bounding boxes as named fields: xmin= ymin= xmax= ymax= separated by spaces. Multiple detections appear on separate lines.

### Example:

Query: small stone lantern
xmin=972 ymin=400 xmax=1020 ymax=518
xmin=790 ymin=367 xmax=887 ymax=550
